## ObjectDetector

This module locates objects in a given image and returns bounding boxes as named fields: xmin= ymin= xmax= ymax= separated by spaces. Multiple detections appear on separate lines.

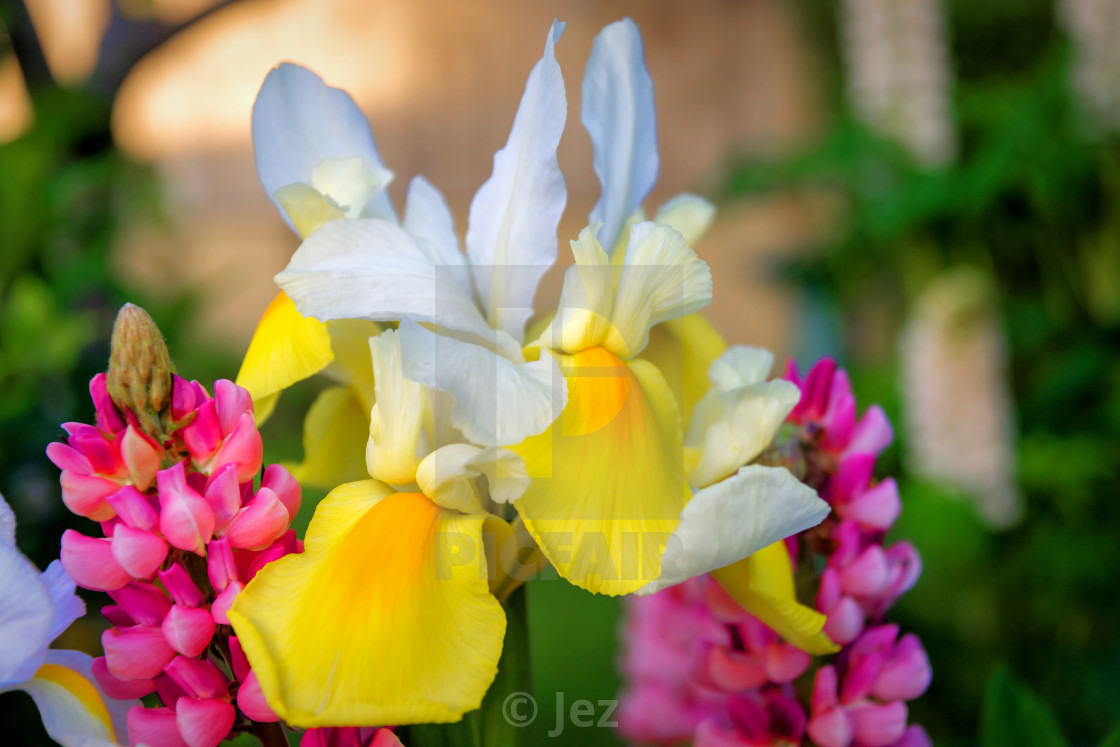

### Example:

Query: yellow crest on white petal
xmin=686 ymin=346 xmax=801 ymax=488
xmin=603 ymin=222 xmax=712 ymax=359
xmin=539 ymin=221 xmax=712 ymax=362
xmin=416 ymin=444 xmax=529 ymax=514
xmin=653 ymin=193 xmax=717 ymax=246
xmin=366 ymin=330 xmax=428 ymax=486
xmin=309 ymin=157 xmax=394 ymax=219
xmin=274 ymin=183 xmax=346 ymax=239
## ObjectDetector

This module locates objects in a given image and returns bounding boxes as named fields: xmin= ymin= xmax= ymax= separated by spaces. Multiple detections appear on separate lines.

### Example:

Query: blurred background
xmin=1 ymin=0 xmax=1117 ymax=744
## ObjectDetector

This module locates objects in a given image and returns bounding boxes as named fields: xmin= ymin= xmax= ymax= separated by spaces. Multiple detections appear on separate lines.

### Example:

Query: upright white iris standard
xmin=0 ymin=494 xmax=135 ymax=746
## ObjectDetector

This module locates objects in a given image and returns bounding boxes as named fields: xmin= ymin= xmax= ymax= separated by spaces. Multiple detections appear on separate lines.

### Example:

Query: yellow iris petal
xmin=286 ymin=386 xmax=370 ymax=490
xmin=512 ymin=347 xmax=688 ymax=596
xmin=236 ymin=291 xmax=334 ymax=423
xmin=323 ymin=319 xmax=382 ymax=414
xmin=229 ymin=482 xmax=506 ymax=726
xmin=640 ymin=313 xmax=726 ymax=424
xmin=711 ymin=540 xmax=839 ymax=655
xmin=275 ymin=182 xmax=347 ymax=238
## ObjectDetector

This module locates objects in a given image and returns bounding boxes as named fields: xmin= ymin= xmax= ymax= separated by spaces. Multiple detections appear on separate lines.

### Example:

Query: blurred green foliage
xmin=726 ymin=1 xmax=1120 ymax=744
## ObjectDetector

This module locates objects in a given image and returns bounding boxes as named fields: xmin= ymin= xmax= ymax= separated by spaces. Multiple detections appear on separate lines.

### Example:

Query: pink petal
xmin=127 ymin=706 xmax=188 ymax=747
xmin=874 ymin=634 xmax=932 ymax=702
xmin=844 ymin=478 xmax=901 ymax=531
xmin=764 ymin=642 xmax=810 ymax=683
xmin=107 ymin=485 xmax=160 ymax=531
xmin=846 ymin=405 xmax=893 ymax=457
xmin=211 ymin=581 xmax=244 ymax=625
xmin=111 ymin=525 xmax=169 ymax=579
xmin=181 ymin=399 xmax=223 ymax=462
xmin=213 ymin=380 xmax=253 ymax=437
xmin=121 ymin=425 xmax=162 ymax=491
xmin=206 ymin=536 xmax=238 ymax=591
xmin=107 ymin=582 xmax=171 ymax=626
xmin=849 ymin=701 xmax=908 ymax=747
xmin=237 ymin=669 xmax=279 ymax=722
xmin=176 ymin=697 xmax=236 ymax=747
xmin=261 ymin=463 xmax=301 ymax=520
xmin=812 ymin=665 xmax=840 ymax=713
xmin=210 ymin=412 xmax=263 ymax=483
xmin=164 ymin=656 xmax=228 ymax=700
xmin=158 ymin=462 xmax=215 ymax=555
xmin=92 ymin=656 xmax=155 ymax=699
xmin=227 ymin=636 xmax=249 ymax=681
xmin=841 ymin=546 xmax=889 ymax=598
xmin=224 ymin=487 xmax=288 ymax=551
xmin=61 ymin=530 xmax=130 ymax=591
xmin=60 ymin=471 xmax=120 ymax=521
xmin=46 ymin=442 xmax=93 ymax=474
xmin=807 ymin=708 xmax=854 ymax=747
xmin=162 ymin=605 xmax=216 ymax=657
xmin=202 ymin=463 xmax=241 ymax=530
xmin=158 ymin=563 xmax=203 ymax=607
xmin=823 ymin=597 xmax=865 ymax=645
xmin=102 ymin=625 xmax=176 ymax=680
xmin=841 ymin=651 xmax=883 ymax=704
xmin=90 ymin=373 xmax=126 ymax=434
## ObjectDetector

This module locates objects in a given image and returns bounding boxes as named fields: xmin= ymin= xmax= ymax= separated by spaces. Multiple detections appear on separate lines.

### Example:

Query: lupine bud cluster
xmin=43 ymin=304 xmax=304 ymax=747
xmin=49 ymin=370 xmax=302 ymax=747
xmin=618 ymin=358 xmax=931 ymax=747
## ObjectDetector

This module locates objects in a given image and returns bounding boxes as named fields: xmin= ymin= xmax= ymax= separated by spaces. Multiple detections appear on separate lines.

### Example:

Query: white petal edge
xmin=707 ymin=346 xmax=776 ymax=393
xmin=398 ymin=319 xmax=567 ymax=447
xmin=0 ymin=491 xmax=14 ymax=545
xmin=605 ymin=221 xmax=713 ymax=358
xmin=465 ymin=20 xmax=568 ymax=343
xmin=252 ymin=62 xmax=395 ymax=231
xmin=403 ymin=175 xmax=473 ymax=297
xmin=0 ymin=540 xmax=53 ymax=686
xmin=653 ymin=193 xmax=716 ymax=246
xmin=42 ymin=560 xmax=85 ymax=643
xmin=534 ymin=222 xmax=615 ymax=353
xmin=636 ymin=465 xmax=829 ymax=595
xmin=416 ymin=444 xmax=529 ymax=513
xmin=277 ymin=219 xmax=518 ymax=358
xmin=583 ymin=17 xmax=659 ymax=253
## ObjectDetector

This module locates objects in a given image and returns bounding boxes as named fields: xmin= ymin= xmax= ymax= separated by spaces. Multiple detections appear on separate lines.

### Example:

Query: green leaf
xmin=981 ymin=668 xmax=1068 ymax=747
xmin=1099 ymin=725 xmax=1120 ymax=747
xmin=399 ymin=585 xmax=530 ymax=747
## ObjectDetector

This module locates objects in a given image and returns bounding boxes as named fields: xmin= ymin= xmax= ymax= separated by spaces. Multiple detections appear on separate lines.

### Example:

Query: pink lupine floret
xmin=619 ymin=358 xmax=931 ymax=746
xmin=50 ymin=374 xmax=302 ymax=747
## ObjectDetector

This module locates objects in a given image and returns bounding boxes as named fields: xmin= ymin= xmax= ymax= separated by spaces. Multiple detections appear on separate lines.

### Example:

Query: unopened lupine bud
xmin=106 ymin=303 xmax=174 ymax=437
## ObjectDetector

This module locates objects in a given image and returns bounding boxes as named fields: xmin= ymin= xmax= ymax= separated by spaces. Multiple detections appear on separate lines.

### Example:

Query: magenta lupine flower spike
xmin=619 ymin=357 xmax=931 ymax=746
xmin=46 ymin=305 xmax=303 ymax=747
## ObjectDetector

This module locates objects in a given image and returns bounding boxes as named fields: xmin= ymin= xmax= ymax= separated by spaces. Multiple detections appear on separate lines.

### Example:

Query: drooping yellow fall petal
xmin=511 ymin=347 xmax=688 ymax=595
xmin=711 ymin=540 xmax=839 ymax=655
xmin=236 ymin=291 xmax=334 ymax=423
xmin=229 ymin=482 xmax=506 ymax=727
xmin=322 ymin=319 xmax=382 ymax=413
xmin=286 ymin=386 xmax=370 ymax=490
xmin=640 ymin=313 xmax=726 ymax=424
